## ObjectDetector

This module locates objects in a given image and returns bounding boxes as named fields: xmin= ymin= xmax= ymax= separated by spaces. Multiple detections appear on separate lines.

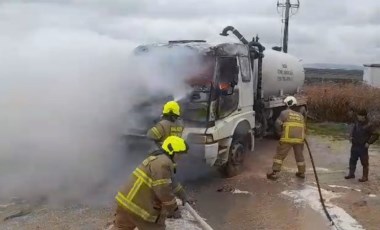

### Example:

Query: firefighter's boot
xmin=295 ymin=172 xmax=305 ymax=179
xmin=359 ymin=167 xmax=368 ymax=182
xmin=267 ymin=171 xmax=279 ymax=181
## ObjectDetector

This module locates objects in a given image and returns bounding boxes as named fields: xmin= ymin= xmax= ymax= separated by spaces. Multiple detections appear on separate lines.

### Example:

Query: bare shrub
xmin=303 ymin=83 xmax=380 ymax=125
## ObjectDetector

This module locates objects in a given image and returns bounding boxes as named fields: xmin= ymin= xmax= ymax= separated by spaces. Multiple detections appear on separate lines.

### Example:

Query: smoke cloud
xmin=0 ymin=1 xmax=203 ymax=206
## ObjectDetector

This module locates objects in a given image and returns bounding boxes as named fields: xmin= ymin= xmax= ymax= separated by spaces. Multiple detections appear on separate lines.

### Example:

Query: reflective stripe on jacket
xmin=115 ymin=155 xmax=186 ymax=222
xmin=147 ymin=119 xmax=184 ymax=144
xmin=276 ymin=109 xmax=305 ymax=144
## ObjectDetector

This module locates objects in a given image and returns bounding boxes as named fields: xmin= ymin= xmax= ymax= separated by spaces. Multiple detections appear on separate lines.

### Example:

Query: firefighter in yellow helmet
xmin=147 ymin=101 xmax=184 ymax=147
xmin=113 ymin=136 xmax=192 ymax=230
xmin=267 ymin=96 xmax=306 ymax=180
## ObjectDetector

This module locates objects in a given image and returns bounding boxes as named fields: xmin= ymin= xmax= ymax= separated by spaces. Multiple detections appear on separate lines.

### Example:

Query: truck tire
xmin=222 ymin=132 xmax=251 ymax=178
xmin=224 ymin=141 xmax=245 ymax=177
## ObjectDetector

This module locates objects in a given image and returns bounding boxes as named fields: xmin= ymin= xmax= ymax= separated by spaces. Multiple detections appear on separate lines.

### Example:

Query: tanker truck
xmin=125 ymin=26 xmax=307 ymax=177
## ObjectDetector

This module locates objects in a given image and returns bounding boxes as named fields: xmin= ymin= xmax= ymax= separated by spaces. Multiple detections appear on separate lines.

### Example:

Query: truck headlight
xmin=187 ymin=133 xmax=214 ymax=144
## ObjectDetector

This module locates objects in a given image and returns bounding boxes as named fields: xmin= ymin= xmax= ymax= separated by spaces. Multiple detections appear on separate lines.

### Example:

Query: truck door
xmin=238 ymin=56 xmax=254 ymax=110
xmin=216 ymin=56 xmax=239 ymax=119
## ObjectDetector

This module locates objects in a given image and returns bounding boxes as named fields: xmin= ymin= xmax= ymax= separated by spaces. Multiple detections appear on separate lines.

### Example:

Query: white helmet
xmin=284 ymin=96 xmax=297 ymax=107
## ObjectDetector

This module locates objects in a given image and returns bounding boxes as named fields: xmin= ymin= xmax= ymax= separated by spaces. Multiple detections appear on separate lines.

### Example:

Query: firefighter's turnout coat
xmin=272 ymin=108 xmax=307 ymax=173
xmin=147 ymin=118 xmax=184 ymax=145
xmin=115 ymin=154 xmax=187 ymax=223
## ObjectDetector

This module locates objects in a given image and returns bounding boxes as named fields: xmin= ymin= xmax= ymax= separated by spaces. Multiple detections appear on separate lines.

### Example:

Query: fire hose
xmin=305 ymin=139 xmax=339 ymax=229
xmin=184 ymin=202 xmax=214 ymax=230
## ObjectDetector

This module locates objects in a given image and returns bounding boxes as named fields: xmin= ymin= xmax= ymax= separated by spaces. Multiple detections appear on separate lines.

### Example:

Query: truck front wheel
xmin=224 ymin=141 xmax=245 ymax=177
xmin=221 ymin=130 xmax=252 ymax=178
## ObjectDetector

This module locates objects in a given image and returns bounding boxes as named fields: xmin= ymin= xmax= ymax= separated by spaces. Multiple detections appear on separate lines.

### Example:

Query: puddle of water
xmin=328 ymin=185 xmax=351 ymax=190
xmin=283 ymin=167 xmax=332 ymax=173
xmin=231 ymin=189 xmax=252 ymax=195
xmin=313 ymin=167 xmax=330 ymax=172
xmin=0 ymin=204 xmax=13 ymax=208
xmin=328 ymin=185 xmax=361 ymax=192
xmin=282 ymin=185 xmax=365 ymax=230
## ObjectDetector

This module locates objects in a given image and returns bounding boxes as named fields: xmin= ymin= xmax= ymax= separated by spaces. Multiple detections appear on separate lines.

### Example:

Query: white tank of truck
xmin=261 ymin=49 xmax=305 ymax=98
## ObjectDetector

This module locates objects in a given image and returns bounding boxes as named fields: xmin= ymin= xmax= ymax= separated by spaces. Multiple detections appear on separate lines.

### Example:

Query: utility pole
xmin=277 ymin=0 xmax=300 ymax=53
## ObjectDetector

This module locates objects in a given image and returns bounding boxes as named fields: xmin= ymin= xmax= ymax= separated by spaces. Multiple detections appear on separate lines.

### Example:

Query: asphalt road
xmin=1 ymin=136 xmax=379 ymax=230
xmin=185 ymin=138 xmax=330 ymax=230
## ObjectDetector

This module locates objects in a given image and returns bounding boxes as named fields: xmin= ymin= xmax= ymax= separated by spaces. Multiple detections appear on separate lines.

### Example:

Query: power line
xmin=277 ymin=0 xmax=300 ymax=53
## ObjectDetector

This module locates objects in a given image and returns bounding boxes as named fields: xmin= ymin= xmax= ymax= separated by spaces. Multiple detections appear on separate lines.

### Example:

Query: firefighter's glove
xmin=168 ymin=208 xmax=182 ymax=219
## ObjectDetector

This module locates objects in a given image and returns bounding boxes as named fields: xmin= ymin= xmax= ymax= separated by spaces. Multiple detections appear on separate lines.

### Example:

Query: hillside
xmin=304 ymin=67 xmax=363 ymax=84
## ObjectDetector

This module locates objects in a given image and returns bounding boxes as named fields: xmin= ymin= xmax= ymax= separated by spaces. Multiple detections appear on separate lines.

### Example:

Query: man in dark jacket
xmin=345 ymin=109 xmax=379 ymax=182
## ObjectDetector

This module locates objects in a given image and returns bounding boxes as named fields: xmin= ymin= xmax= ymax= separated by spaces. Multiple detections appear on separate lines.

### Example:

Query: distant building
xmin=363 ymin=64 xmax=380 ymax=87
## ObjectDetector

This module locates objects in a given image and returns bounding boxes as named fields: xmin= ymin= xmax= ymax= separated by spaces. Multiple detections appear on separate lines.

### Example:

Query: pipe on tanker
xmin=220 ymin=26 xmax=249 ymax=45
xmin=249 ymin=41 xmax=265 ymax=53
xmin=249 ymin=41 xmax=265 ymax=99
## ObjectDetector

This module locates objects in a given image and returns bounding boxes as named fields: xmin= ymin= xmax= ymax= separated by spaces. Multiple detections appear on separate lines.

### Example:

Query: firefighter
xmin=147 ymin=100 xmax=184 ymax=147
xmin=113 ymin=136 xmax=192 ymax=230
xmin=267 ymin=96 xmax=306 ymax=180
xmin=345 ymin=109 xmax=379 ymax=182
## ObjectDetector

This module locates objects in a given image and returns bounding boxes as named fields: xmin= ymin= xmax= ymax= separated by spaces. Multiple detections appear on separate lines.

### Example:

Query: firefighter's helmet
xmin=162 ymin=101 xmax=180 ymax=116
xmin=284 ymin=96 xmax=297 ymax=107
xmin=162 ymin=136 xmax=189 ymax=155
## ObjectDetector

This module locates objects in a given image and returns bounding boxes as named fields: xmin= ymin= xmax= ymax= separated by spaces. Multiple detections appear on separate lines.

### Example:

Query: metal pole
xmin=282 ymin=0 xmax=290 ymax=53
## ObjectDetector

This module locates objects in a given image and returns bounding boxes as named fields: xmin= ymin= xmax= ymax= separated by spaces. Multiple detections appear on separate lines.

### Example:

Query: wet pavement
xmin=186 ymin=137 xmax=331 ymax=230
xmin=1 ymin=134 xmax=379 ymax=230
xmin=186 ymin=135 xmax=380 ymax=230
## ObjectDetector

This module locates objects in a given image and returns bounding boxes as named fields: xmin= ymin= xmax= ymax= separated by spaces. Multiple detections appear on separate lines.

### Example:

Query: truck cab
xmin=179 ymin=43 xmax=256 ymax=177
xmin=129 ymin=41 xmax=256 ymax=177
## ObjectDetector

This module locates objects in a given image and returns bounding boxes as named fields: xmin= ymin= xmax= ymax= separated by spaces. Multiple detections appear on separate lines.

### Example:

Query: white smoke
xmin=0 ymin=1 xmax=203 ymax=206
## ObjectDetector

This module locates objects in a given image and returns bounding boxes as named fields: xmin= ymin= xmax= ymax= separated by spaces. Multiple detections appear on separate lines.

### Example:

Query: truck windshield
xmin=180 ymin=56 xmax=215 ymax=124
xmin=132 ymin=45 xmax=216 ymax=126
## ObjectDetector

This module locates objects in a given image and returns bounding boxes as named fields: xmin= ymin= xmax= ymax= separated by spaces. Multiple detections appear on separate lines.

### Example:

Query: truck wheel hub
xmin=230 ymin=143 xmax=244 ymax=165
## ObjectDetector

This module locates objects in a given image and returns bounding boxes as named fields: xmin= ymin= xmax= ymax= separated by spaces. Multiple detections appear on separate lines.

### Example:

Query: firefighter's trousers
xmin=113 ymin=205 xmax=165 ymax=230
xmin=272 ymin=142 xmax=305 ymax=173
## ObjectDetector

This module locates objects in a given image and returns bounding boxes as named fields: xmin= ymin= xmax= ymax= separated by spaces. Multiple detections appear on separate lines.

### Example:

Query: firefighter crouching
xmin=345 ymin=109 xmax=379 ymax=182
xmin=267 ymin=96 xmax=306 ymax=180
xmin=113 ymin=136 xmax=192 ymax=230
xmin=147 ymin=100 xmax=184 ymax=147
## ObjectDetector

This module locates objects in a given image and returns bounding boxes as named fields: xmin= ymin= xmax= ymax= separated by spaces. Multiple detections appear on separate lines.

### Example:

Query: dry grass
xmin=303 ymin=83 xmax=380 ymax=124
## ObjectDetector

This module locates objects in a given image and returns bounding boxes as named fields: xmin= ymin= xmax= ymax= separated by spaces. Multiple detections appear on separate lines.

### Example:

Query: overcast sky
xmin=1 ymin=0 xmax=379 ymax=64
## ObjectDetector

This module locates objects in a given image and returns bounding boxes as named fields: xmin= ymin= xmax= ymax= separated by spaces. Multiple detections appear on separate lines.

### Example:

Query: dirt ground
xmin=1 ymin=132 xmax=379 ymax=230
